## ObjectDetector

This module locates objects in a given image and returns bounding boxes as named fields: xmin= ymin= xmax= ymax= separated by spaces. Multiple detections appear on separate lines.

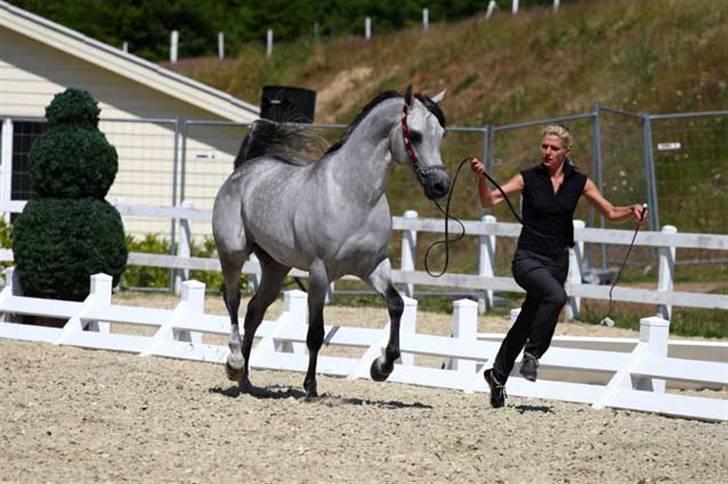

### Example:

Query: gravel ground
xmin=2 ymin=292 xmax=727 ymax=483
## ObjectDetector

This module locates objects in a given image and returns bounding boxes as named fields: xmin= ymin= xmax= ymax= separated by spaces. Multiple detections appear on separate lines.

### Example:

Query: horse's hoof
xmin=370 ymin=357 xmax=393 ymax=382
xmin=225 ymin=353 xmax=244 ymax=382
xmin=225 ymin=362 xmax=244 ymax=382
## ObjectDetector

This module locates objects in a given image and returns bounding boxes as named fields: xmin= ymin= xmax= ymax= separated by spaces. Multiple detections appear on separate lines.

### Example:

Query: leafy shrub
xmin=45 ymin=87 xmax=101 ymax=129
xmin=0 ymin=218 xmax=12 ymax=248
xmin=121 ymin=233 xmax=248 ymax=291
xmin=121 ymin=234 xmax=171 ymax=288
xmin=13 ymin=89 xmax=127 ymax=301
xmin=13 ymin=198 xmax=127 ymax=300
xmin=28 ymin=125 xmax=118 ymax=198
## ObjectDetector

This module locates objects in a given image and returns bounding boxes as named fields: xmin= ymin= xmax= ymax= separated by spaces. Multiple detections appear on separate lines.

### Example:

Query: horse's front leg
xmin=367 ymin=258 xmax=404 ymax=381
xmin=303 ymin=259 xmax=328 ymax=399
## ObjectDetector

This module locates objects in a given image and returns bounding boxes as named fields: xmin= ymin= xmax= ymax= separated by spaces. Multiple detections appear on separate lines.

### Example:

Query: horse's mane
xmin=234 ymin=89 xmax=447 ymax=168
xmin=324 ymin=90 xmax=447 ymax=156
xmin=233 ymin=119 xmax=327 ymax=169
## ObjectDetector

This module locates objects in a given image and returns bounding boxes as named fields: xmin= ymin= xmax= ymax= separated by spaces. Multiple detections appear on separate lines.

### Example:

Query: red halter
xmin=400 ymin=103 xmax=419 ymax=165
xmin=401 ymin=99 xmax=447 ymax=184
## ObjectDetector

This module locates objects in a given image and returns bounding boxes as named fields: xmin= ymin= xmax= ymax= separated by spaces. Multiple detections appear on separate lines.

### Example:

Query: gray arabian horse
xmin=212 ymin=86 xmax=449 ymax=398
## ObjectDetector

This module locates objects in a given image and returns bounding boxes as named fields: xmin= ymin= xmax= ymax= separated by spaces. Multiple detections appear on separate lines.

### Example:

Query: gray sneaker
xmin=519 ymin=353 xmax=539 ymax=382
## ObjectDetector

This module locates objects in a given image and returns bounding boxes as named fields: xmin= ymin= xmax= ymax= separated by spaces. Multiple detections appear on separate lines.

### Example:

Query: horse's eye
xmin=409 ymin=130 xmax=423 ymax=143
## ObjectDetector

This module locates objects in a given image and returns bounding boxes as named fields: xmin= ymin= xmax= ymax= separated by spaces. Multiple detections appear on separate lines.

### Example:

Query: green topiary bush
xmin=44 ymin=88 xmax=101 ymax=129
xmin=13 ymin=198 xmax=127 ymax=300
xmin=13 ymin=88 xmax=128 ymax=301
xmin=28 ymin=125 xmax=118 ymax=198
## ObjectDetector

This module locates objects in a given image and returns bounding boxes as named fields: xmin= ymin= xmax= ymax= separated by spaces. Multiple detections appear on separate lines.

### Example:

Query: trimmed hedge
xmin=45 ymin=88 xmax=101 ymax=129
xmin=28 ymin=125 xmax=117 ymax=198
xmin=13 ymin=198 xmax=128 ymax=301
xmin=14 ymin=88 xmax=127 ymax=302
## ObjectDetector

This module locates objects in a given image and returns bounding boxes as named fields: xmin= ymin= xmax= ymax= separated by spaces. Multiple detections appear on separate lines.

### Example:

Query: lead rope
xmin=600 ymin=203 xmax=648 ymax=326
xmin=426 ymin=157 xmax=647 ymax=330
xmin=424 ymin=156 xmax=525 ymax=277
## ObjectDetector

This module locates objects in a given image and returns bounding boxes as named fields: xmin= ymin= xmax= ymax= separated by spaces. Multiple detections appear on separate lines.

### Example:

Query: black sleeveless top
xmin=516 ymin=162 xmax=588 ymax=257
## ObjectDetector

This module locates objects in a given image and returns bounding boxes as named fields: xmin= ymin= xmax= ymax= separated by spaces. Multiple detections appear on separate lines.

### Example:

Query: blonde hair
xmin=542 ymin=124 xmax=573 ymax=149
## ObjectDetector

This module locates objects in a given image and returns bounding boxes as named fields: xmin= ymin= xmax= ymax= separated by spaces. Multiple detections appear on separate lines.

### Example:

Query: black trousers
xmin=492 ymin=248 xmax=569 ymax=383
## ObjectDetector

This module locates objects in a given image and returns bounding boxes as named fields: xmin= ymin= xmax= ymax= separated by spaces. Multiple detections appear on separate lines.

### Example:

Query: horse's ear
xmin=404 ymin=84 xmax=413 ymax=106
xmin=431 ymin=89 xmax=447 ymax=104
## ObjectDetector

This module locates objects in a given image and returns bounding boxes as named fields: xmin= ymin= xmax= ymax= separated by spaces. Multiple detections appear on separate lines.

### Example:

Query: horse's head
xmin=391 ymin=85 xmax=450 ymax=200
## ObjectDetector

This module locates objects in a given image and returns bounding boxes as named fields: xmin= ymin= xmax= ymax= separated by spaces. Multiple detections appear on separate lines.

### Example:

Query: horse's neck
xmin=325 ymin=100 xmax=402 ymax=202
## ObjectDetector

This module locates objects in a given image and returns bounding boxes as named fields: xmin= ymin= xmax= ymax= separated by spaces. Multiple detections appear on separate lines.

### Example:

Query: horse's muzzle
xmin=422 ymin=170 xmax=451 ymax=200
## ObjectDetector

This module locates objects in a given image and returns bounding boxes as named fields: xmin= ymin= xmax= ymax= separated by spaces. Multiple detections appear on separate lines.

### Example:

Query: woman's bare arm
xmin=583 ymin=178 xmax=646 ymax=223
xmin=470 ymin=158 xmax=524 ymax=208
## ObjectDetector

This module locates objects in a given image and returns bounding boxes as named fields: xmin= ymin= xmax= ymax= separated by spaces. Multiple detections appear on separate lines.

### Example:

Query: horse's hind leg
xmin=239 ymin=250 xmax=289 ymax=383
xmin=366 ymin=258 xmax=403 ymax=382
xmin=220 ymin=250 xmax=249 ymax=382
xmin=303 ymin=259 xmax=329 ymax=399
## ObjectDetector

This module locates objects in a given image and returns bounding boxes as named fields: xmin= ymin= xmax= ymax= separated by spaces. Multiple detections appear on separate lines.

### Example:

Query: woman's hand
xmin=470 ymin=157 xmax=486 ymax=177
xmin=631 ymin=203 xmax=648 ymax=224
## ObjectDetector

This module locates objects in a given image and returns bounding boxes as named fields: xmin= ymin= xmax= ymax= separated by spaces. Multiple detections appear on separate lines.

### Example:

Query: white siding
xmin=1 ymin=26 xmax=250 ymax=239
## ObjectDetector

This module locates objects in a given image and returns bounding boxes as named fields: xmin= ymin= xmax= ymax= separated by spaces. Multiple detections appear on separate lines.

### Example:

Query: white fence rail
xmin=1 ymin=271 xmax=725 ymax=421
xmin=119 ymin=200 xmax=728 ymax=317
xmin=2 ymin=200 xmax=725 ymax=317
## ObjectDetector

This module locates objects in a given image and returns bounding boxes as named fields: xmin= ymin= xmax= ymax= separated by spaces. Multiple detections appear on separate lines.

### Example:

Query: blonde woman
xmin=469 ymin=125 xmax=646 ymax=408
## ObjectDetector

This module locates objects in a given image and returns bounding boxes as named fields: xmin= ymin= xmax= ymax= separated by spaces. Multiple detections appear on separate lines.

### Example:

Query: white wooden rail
xmin=110 ymin=201 xmax=728 ymax=317
xmin=1 ymin=271 xmax=726 ymax=422
xmin=2 ymin=200 xmax=725 ymax=317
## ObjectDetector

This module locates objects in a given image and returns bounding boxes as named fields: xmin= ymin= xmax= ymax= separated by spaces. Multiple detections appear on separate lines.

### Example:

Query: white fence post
xmin=174 ymin=280 xmax=205 ymax=344
xmin=565 ymin=219 xmax=585 ymax=321
xmin=266 ymin=29 xmax=273 ymax=58
xmin=422 ymin=8 xmax=429 ymax=31
xmin=512 ymin=0 xmax=519 ymax=14
xmin=399 ymin=295 xmax=417 ymax=365
xmin=6 ymin=266 xmax=20 ymax=296
xmin=218 ymin=32 xmax=224 ymax=59
xmin=247 ymin=253 xmax=261 ymax=293
xmin=509 ymin=308 xmax=520 ymax=327
xmin=657 ymin=225 xmax=677 ymax=320
xmin=365 ymin=17 xmax=372 ymax=40
xmin=401 ymin=210 xmax=418 ymax=297
xmin=278 ymin=289 xmax=308 ymax=353
xmin=175 ymin=201 xmax=192 ymax=295
xmin=635 ymin=315 xmax=670 ymax=393
xmin=486 ymin=0 xmax=498 ymax=20
xmin=477 ymin=214 xmax=496 ymax=312
xmin=554 ymin=0 xmax=560 ymax=12
xmin=443 ymin=298 xmax=478 ymax=374
xmin=170 ymin=30 xmax=178 ymax=63
xmin=86 ymin=273 xmax=112 ymax=333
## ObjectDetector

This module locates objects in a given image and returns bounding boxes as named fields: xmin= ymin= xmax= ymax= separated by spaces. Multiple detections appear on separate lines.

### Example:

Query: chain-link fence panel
xmin=649 ymin=112 xmax=728 ymax=268
xmin=100 ymin=118 xmax=178 ymax=239
xmin=597 ymin=108 xmax=652 ymax=270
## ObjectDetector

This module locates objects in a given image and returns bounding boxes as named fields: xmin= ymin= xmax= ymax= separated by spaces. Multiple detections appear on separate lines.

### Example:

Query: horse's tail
xmin=233 ymin=119 xmax=327 ymax=169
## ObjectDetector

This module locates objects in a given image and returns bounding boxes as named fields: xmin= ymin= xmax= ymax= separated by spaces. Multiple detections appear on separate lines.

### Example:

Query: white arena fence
xmin=1 ymin=199 xmax=724 ymax=318
xmin=100 ymin=200 xmax=727 ymax=318
xmin=0 ymin=271 xmax=725 ymax=422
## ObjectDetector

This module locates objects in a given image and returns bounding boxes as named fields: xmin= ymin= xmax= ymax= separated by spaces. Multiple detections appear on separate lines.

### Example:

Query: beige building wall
xmin=1 ymin=26 xmax=250 ymax=238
